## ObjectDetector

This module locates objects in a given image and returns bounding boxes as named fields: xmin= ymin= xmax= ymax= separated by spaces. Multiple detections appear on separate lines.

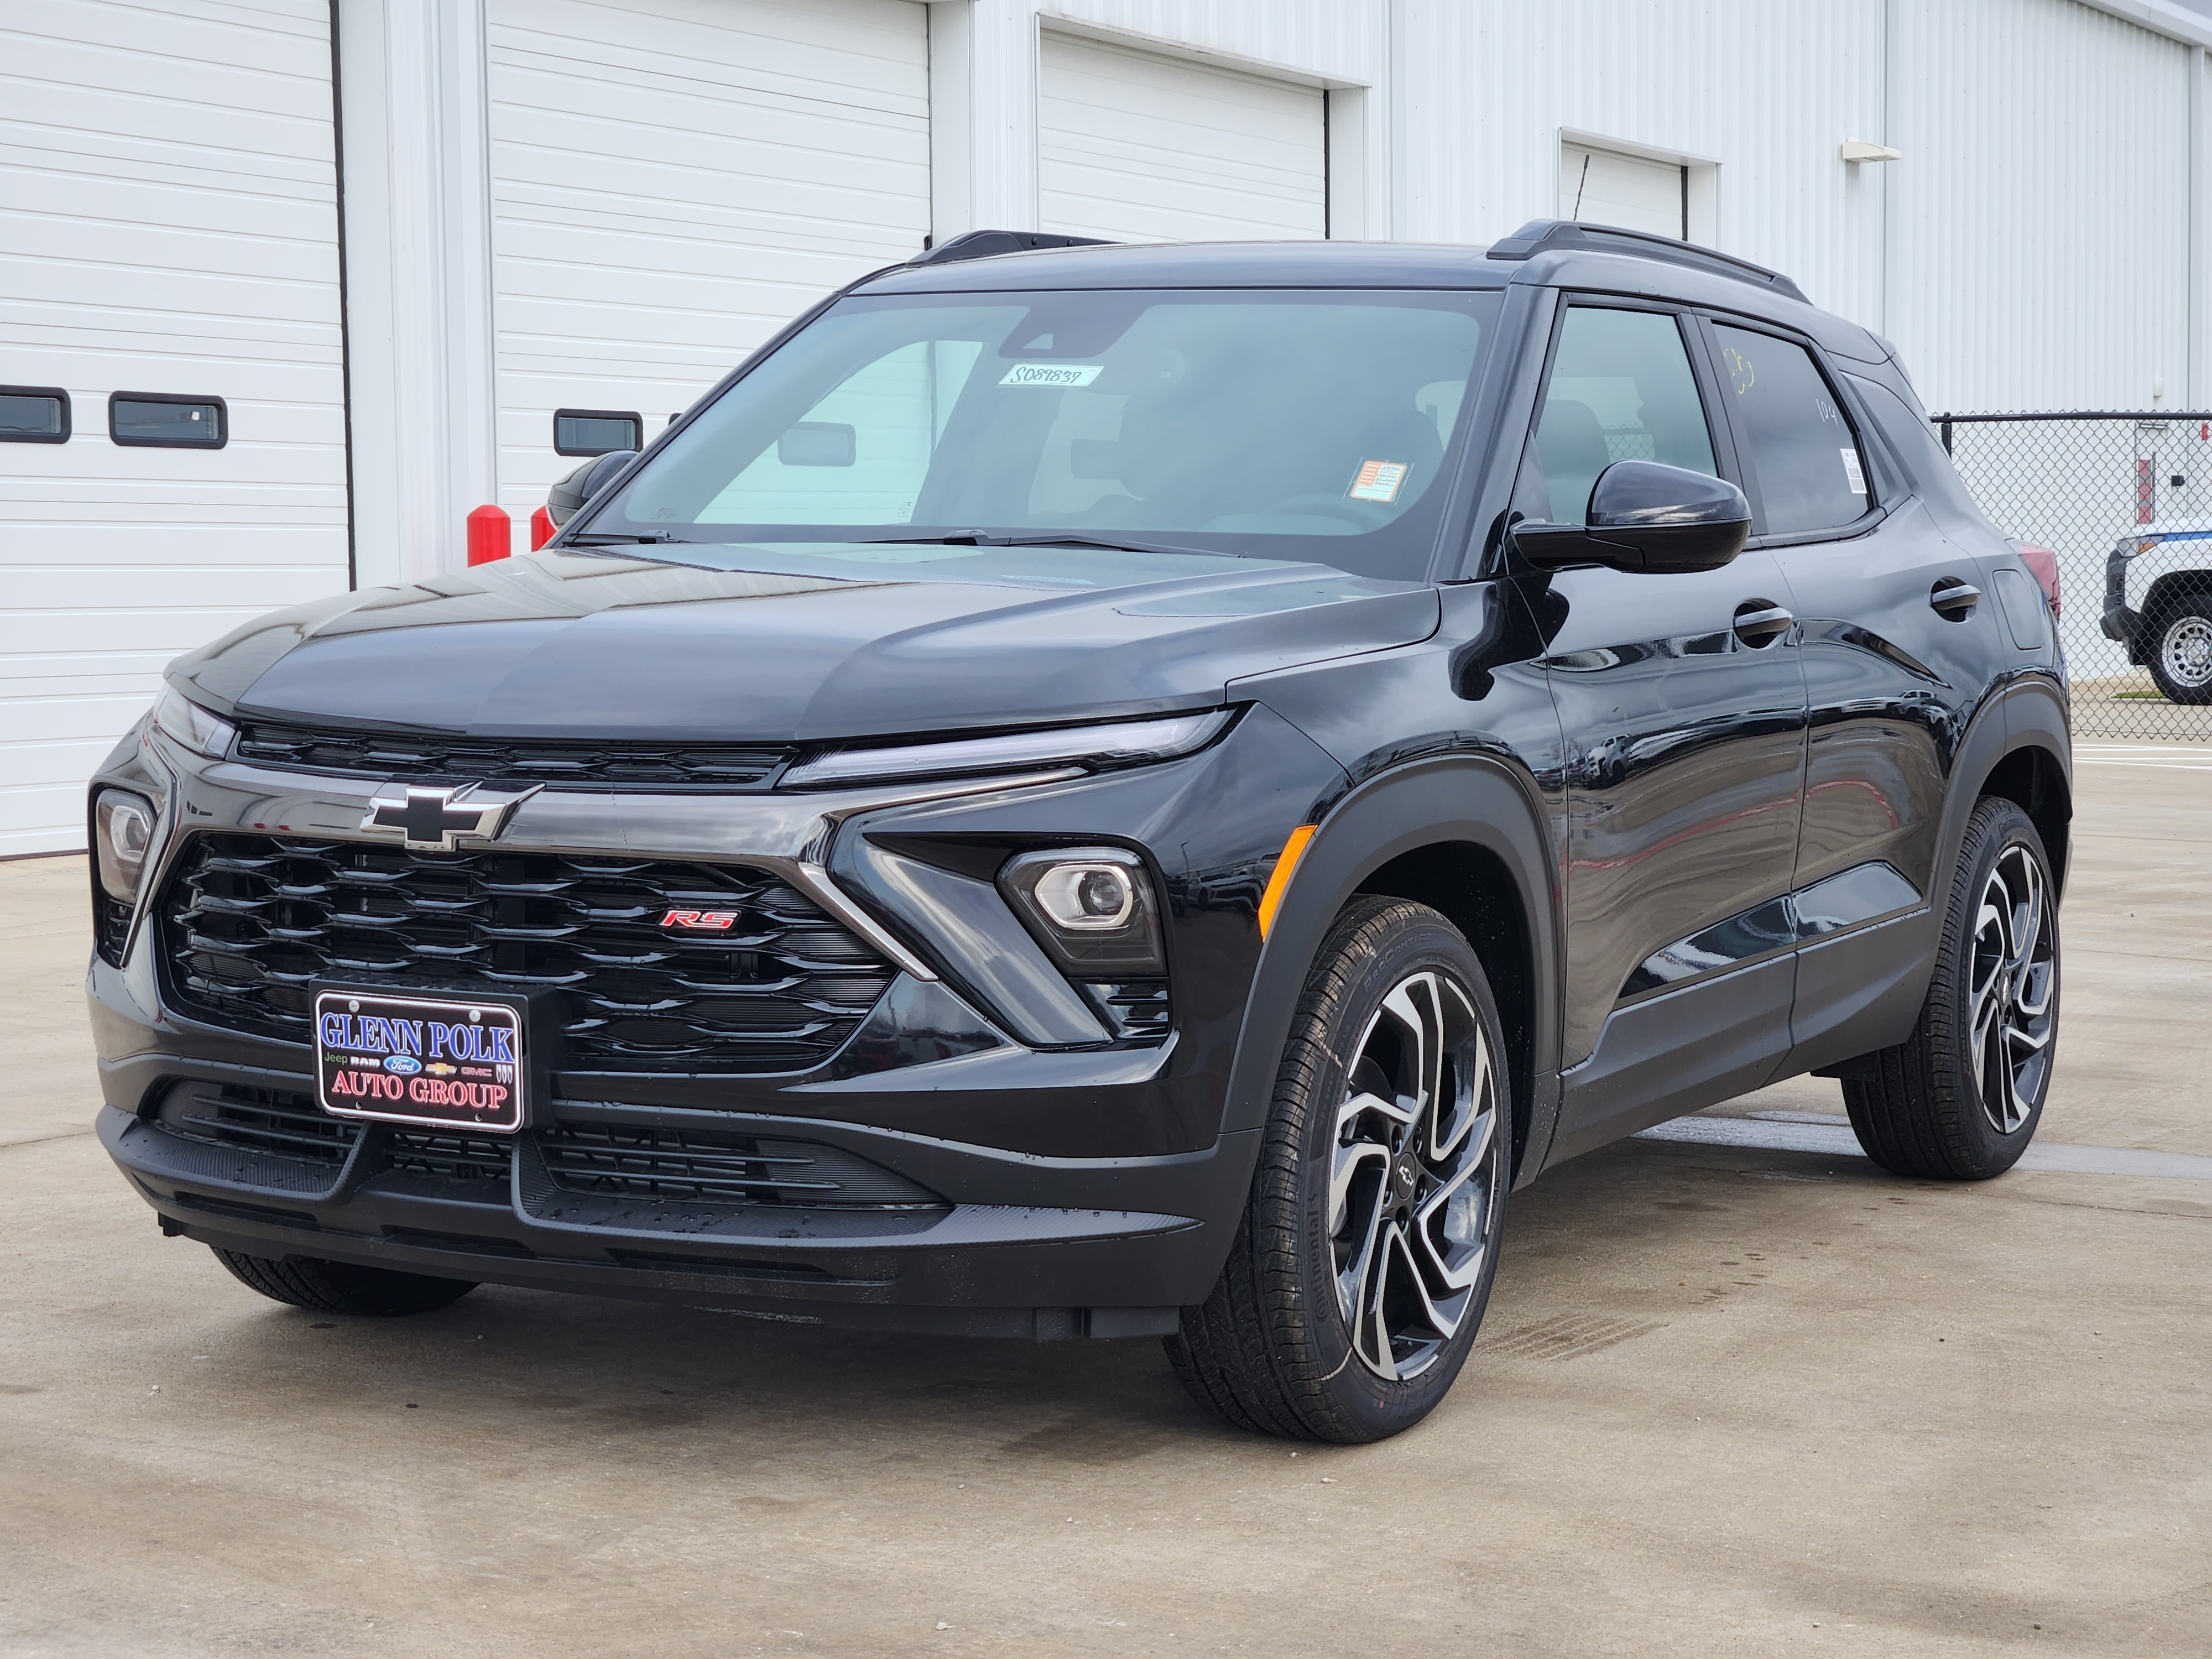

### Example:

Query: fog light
xmin=95 ymin=789 xmax=155 ymax=902
xmin=1000 ymin=848 xmax=1164 ymax=975
xmin=1035 ymin=863 xmax=1135 ymax=930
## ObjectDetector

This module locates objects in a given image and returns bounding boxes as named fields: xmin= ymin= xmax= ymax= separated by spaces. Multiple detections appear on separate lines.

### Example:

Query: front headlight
xmin=94 ymin=788 xmax=155 ymax=903
xmin=780 ymin=709 xmax=1234 ymax=791
xmin=151 ymin=686 xmax=236 ymax=759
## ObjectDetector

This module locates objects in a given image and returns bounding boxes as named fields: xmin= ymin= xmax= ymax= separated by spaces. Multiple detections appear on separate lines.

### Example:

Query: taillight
xmin=2012 ymin=541 xmax=2062 ymax=619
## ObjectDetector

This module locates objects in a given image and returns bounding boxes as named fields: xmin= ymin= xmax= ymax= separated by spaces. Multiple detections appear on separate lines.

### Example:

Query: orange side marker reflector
xmin=1257 ymin=824 xmax=1317 ymax=940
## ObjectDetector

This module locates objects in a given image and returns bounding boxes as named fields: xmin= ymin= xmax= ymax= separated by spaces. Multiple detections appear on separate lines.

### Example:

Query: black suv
xmin=87 ymin=222 xmax=2069 ymax=1442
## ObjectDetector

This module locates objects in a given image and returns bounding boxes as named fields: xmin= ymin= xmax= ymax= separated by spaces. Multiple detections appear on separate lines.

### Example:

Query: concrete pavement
xmin=3 ymin=749 xmax=2208 ymax=1657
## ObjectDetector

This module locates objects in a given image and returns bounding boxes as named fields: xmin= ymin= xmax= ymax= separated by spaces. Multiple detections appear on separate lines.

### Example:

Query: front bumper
xmin=2104 ymin=547 xmax=2142 ymax=650
xmin=87 ymin=707 xmax=1349 ymax=1332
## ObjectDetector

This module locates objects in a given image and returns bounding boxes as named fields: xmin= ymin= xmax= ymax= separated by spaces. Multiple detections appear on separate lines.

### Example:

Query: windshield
xmin=583 ymin=287 xmax=1499 ymax=581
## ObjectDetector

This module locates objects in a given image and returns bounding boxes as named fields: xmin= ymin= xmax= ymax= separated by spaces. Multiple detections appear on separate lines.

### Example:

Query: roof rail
xmin=1485 ymin=219 xmax=1807 ymax=304
xmin=910 ymin=229 xmax=1113 ymax=266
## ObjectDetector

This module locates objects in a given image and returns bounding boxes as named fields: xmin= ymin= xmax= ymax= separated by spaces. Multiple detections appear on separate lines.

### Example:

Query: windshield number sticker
xmin=1841 ymin=447 xmax=1866 ymax=495
xmin=1348 ymin=460 xmax=1410 ymax=504
xmin=1000 ymin=363 xmax=1103 ymax=388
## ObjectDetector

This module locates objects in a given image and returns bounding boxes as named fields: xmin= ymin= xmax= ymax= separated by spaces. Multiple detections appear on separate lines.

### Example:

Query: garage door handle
xmin=1732 ymin=600 xmax=1796 ymax=646
xmin=1931 ymin=576 xmax=1981 ymax=619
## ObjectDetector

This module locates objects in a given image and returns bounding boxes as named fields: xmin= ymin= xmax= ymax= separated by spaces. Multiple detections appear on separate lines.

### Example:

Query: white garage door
xmin=484 ymin=0 xmax=932 ymax=541
xmin=0 ymin=0 xmax=348 ymax=856
xmin=1560 ymin=141 xmax=1687 ymax=239
xmin=1039 ymin=32 xmax=1326 ymax=244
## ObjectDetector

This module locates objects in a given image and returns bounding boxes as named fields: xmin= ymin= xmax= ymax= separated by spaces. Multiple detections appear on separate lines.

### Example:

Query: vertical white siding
xmin=0 ymin=0 xmax=347 ymax=854
xmin=1887 ymin=0 xmax=2192 ymax=413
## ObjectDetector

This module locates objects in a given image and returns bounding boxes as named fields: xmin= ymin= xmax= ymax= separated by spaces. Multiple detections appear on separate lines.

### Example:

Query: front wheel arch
xmin=1221 ymin=756 xmax=1562 ymax=1182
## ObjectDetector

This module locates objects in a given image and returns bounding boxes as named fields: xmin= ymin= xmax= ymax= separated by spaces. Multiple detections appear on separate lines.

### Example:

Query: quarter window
xmin=1712 ymin=325 xmax=1869 ymax=535
xmin=1530 ymin=307 xmax=1717 ymax=523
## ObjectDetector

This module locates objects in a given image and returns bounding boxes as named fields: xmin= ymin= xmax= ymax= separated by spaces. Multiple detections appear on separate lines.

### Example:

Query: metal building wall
xmin=1887 ymin=0 xmax=2195 ymax=413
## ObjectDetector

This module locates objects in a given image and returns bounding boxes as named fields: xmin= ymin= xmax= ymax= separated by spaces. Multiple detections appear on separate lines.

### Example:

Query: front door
xmin=1527 ymin=304 xmax=1809 ymax=1162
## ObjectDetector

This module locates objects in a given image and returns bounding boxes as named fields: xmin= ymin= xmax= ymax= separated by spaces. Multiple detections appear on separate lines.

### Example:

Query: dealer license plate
xmin=314 ymin=988 xmax=526 ymax=1133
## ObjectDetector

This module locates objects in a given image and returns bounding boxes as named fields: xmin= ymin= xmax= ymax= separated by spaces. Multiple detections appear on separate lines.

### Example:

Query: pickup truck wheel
xmin=1842 ymin=798 xmax=2058 ymax=1180
xmin=2146 ymin=601 xmax=2212 ymax=703
xmin=1166 ymin=896 xmax=1509 ymax=1443
xmin=211 ymin=1247 xmax=478 ymax=1316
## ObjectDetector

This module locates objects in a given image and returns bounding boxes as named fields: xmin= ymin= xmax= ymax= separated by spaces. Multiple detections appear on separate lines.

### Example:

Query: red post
xmin=529 ymin=505 xmax=555 ymax=551
xmin=467 ymin=503 xmax=512 ymax=566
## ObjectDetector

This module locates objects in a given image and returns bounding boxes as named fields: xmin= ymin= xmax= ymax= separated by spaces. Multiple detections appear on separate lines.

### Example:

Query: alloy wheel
xmin=1330 ymin=970 xmax=1504 ymax=1381
xmin=1966 ymin=843 xmax=2057 ymax=1135
xmin=2158 ymin=613 xmax=2212 ymax=691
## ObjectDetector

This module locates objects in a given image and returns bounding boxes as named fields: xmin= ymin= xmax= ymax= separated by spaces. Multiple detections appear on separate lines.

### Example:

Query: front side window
xmin=586 ymin=288 xmax=1499 ymax=581
xmin=1528 ymin=305 xmax=1717 ymax=523
xmin=1712 ymin=325 xmax=1869 ymax=535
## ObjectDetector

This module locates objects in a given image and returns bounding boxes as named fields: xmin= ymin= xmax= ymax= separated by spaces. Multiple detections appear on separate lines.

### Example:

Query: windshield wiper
xmin=854 ymin=530 xmax=1219 ymax=560
xmin=561 ymin=530 xmax=685 ymax=546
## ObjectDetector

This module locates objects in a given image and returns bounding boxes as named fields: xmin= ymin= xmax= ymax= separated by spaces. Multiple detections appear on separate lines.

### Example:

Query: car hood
xmin=169 ymin=542 xmax=1441 ymax=742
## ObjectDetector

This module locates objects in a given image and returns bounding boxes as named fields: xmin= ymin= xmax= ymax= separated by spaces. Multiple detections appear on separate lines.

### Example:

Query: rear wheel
xmin=211 ymin=1248 xmax=478 ymax=1316
xmin=1843 ymin=797 xmax=2058 ymax=1180
xmin=1167 ymin=896 xmax=1510 ymax=1442
xmin=2146 ymin=599 xmax=2212 ymax=703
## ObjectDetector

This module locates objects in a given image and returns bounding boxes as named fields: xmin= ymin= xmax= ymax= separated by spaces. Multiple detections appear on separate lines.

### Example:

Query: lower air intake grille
xmin=387 ymin=1129 xmax=515 ymax=1185
xmin=155 ymin=1081 xmax=362 ymax=1167
xmin=157 ymin=834 xmax=895 ymax=1074
xmin=538 ymin=1122 xmax=944 ymax=1209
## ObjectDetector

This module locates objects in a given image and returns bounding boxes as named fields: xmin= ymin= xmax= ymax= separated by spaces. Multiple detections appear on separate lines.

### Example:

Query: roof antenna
xmin=1571 ymin=154 xmax=1592 ymax=220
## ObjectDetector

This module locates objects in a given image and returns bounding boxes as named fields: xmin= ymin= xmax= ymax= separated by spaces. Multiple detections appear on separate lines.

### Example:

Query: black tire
xmin=1843 ymin=797 xmax=2059 ymax=1180
xmin=2145 ymin=599 xmax=2212 ymax=704
xmin=211 ymin=1247 xmax=479 ymax=1316
xmin=1166 ymin=896 xmax=1511 ymax=1443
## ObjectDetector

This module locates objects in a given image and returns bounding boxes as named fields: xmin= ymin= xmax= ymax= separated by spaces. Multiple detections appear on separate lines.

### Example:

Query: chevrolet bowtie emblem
xmin=359 ymin=782 xmax=540 ymax=851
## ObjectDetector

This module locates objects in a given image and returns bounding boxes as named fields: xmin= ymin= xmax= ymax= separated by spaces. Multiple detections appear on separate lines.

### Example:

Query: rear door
xmin=1533 ymin=302 xmax=1809 ymax=1163
xmin=1698 ymin=317 xmax=2000 ymax=1074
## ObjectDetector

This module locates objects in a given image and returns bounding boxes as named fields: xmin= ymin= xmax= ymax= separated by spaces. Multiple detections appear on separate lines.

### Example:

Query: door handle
xmin=1930 ymin=576 xmax=1981 ymax=619
xmin=1732 ymin=599 xmax=1795 ymax=647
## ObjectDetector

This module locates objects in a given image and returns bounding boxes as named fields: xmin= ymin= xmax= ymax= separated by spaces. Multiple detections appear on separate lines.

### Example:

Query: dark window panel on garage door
xmin=109 ymin=393 xmax=226 ymax=448
xmin=554 ymin=410 xmax=643 ymax=456
xmin=0 ymin=386 xmax=70 ymax=442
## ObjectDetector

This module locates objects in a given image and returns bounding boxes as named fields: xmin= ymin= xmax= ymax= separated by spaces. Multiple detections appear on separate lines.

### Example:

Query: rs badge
xmin=661 ymin=909 xmax=737 ymax=931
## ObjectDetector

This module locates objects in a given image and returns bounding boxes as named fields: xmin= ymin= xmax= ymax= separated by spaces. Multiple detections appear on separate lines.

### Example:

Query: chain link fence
xmin=1936 ymin=413 xmax=2212 ymax=740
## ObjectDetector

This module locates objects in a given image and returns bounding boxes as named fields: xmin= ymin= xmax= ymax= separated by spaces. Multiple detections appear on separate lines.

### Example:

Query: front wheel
xmin=2146 ymin=601 xmax=2212 ymax=703
xmin=1167 ymin=896 xmax=1510 ymax=1442
xmin=1843 ymin=797 xmax=2059 ymax=1179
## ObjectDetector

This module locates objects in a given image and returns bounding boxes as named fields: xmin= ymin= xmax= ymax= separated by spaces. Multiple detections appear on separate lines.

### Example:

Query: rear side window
xmin=1712 ymin=325 xmax=1867 ymax=535
xmin=1531 ymin=306 xmax=1717 ymax=523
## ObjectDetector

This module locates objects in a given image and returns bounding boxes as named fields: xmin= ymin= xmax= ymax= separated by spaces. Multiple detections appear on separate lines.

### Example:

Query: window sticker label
xmin=1840 ymin=447 xmax=1866 ymax=495
xmin=1348 ymin=459 xmax=1410 ymax=503
xmin=1000 ymin=363 xmax=1103 ymax=388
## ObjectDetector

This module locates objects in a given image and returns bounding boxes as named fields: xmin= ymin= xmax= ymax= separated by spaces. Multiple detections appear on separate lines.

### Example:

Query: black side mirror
xmin=1514 ymin=461 xmax=1751 ymax=574
xmin=546 ymin=449 xmax=638 ymax=528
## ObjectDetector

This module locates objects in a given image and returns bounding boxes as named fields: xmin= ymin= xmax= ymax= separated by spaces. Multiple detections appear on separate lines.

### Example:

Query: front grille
xmin=156 ymin=1081 xmax=362 ymax=1167
xmin=158 ymin=834 xmax=895 ymax=1074
xmin=537 ymin=1122 xmax=944 ymax=1208
xmin=387 ymin=1128 xmax=514 ymax=1184
xmin=231 ymin=722 xmax=793 ymax=790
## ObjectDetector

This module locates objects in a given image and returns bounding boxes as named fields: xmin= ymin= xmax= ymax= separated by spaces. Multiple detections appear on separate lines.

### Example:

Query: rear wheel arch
xmin=1222 ymin=757 xmax=1561 ymax=1182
